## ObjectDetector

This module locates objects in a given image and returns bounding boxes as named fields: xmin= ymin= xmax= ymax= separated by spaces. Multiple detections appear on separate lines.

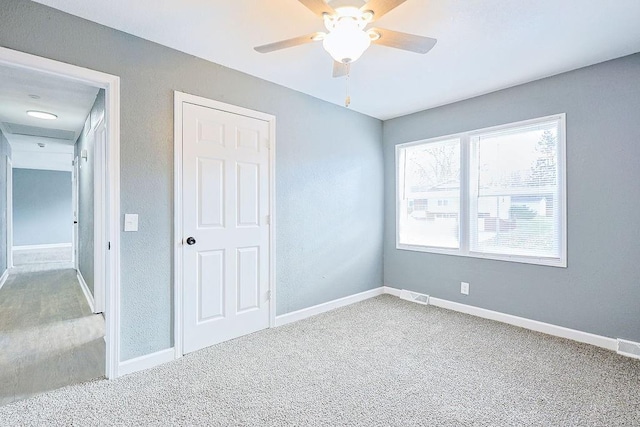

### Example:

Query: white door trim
xmin=93 ymin=119 xmax=107 ymax=313
xmin=6 ymin=157 xmax=12 ymax=269
xmin=73 ymin=156 xmax=79 ymax=270
xmin=173 ymin=91 xmax=276 ymax=359
xmin=0 ymin=46 xmax=122 ymax=379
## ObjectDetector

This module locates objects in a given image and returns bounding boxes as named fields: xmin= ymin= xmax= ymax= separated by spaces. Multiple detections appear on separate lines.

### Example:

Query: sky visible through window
xmin=475 ymin=123 xmax=558 ymax=191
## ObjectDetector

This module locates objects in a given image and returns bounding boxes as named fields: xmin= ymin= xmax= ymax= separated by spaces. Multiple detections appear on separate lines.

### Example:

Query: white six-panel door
xmin=182 ymin=101 xmax=271 ymax=354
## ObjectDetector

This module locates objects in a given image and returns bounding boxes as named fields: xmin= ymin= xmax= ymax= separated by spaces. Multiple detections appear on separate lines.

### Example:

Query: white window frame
xmin=396 ymin=113 xmax=567 ymax=268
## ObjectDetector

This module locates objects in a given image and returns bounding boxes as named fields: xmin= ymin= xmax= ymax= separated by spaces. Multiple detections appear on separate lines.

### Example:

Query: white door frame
xmin=173 ymin=91 xmax=276 ymax=358
xmin=6 ymin=157 xmax=12 ymax=270
xmin=93 ymin=119 xmax=107 ymax=313
xmin=72 ymin=156 xmax=79 ymax=270
xmin=0 ymin=46 xmax=122 ymax=379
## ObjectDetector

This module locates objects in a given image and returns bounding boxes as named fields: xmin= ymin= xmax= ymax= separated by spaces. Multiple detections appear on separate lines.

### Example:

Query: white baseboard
xmin=118 ymin=347 xmax=175 ymax=377
xmin=384 ymin=286 xmax=618 ymax=351
xmin=383 ymin=286 xmax=401 ymax=297
xmin=13 ymin=243 xmax=72 ymax=251
xmin=275 ymin=287 xmax=385 ymax=327
xmin=0 ymin=268 xmax=8 ymax=291
xmin=76 ymin=270 xmax=95 ymax=313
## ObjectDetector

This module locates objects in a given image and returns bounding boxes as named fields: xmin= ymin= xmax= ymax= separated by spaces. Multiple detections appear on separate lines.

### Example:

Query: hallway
xmin=0 ymin=268 xmax=105 ymax=405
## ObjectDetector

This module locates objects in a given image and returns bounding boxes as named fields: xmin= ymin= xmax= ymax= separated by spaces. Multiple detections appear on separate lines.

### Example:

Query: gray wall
xmin=12 ymin=168 xmax=72 ymax=246
xmin=75 ymin=90 xmax=105 ymax=296
xmin=383 ymin=53 xmax=640 ymax=342
xmin=0 ymin=0 xmax=384 ymax=360
xmin=0 ymin=131 xmax=10 ymax=273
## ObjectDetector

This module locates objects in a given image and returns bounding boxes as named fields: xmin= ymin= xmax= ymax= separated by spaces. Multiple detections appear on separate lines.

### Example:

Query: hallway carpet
xmin=0 ymin=268 xmax=105 ymax=405
xmin=12 ymin=246 xmax=73 ymax=266
xmin=11 ymin=247 xmax=74 ymax=273
xmin=0 ymin=295 xmax=638 ymax=425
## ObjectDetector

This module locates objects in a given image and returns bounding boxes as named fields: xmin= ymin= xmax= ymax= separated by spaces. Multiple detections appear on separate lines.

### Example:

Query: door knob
xmin=186 ymin=237 xmax=196 ymax=246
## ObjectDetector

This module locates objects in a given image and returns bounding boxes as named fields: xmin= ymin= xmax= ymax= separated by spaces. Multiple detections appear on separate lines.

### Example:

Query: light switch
xmin=124 ymin=214 xmax=139 ymax=232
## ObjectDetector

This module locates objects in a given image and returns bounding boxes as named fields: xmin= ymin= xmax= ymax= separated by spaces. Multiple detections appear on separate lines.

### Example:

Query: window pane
xmin=399 ymin=139 xmax=460 ymax=248
xmin=470 ymin=121 xmax=560 ymax=258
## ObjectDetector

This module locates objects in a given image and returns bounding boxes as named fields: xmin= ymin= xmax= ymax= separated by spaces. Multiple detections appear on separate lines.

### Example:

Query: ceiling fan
xmin=254 ymin=0 xmax=437 ymax=78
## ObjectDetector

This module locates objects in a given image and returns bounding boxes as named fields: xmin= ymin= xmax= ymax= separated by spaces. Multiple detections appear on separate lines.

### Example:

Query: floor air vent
xmin=399 ymin=290 xmax=430 ymax=306
xmin=617 ymin=339 xmax=640 ymax=360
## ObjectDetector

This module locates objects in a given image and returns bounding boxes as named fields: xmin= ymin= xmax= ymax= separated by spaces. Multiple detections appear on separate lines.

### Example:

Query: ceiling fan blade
xmin=298 ymin=0 xmax=336 ymax=17
xmin=360 ymin=0 xmax=406 ymax=21
xmin=332 ymin=61 xmax=350 ymax=78
xmin=254 ymin=32 xmax=324 ymax=53
xmin=370 ymin=28 xmax=437 ymax=54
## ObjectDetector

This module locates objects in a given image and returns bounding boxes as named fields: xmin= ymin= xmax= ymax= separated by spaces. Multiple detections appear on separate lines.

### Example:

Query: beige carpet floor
xmin=12 ymin=247 xmax=73 ymax=266
xmin=0 ymin=268 xmax=105 ymax=405
xmin=0 ymin=295 xmax=638 ymax=425
xmin=11 ymin=247 xmax=74 ymax=273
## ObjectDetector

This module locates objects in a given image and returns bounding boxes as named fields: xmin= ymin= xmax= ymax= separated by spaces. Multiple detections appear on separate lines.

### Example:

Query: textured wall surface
xmin=74 ymin=90 xmax=104 ymax=295
xmin=0 ymin=132 xmax=10 ymax=273
xmin=383 ymin=54 xmax=640 ymax=342
xmin=12 ymin=168 xmax=72 ymax=246
xmin=0 ymin=0 xmax=383 ymax=360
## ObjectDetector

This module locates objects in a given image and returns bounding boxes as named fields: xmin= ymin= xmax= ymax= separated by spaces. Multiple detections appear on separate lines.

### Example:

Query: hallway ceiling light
xmin=26 ymin=110 xmax=58 ymax=120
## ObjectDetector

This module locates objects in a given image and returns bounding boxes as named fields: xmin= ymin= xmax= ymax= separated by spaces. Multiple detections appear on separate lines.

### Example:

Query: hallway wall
xmin=12 ymin=168 xmax=72 ymax=246
xmin=75 ymin=90 xmax=104 ymax=296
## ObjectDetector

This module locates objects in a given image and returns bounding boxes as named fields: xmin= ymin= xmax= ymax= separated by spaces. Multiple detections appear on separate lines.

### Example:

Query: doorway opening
xmin=0 ymin=47 xmax=121 ymax=404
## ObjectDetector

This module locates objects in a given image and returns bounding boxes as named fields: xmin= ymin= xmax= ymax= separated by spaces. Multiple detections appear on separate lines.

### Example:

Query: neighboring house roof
xmin=409 ymin=179 xmax=460 ymax=199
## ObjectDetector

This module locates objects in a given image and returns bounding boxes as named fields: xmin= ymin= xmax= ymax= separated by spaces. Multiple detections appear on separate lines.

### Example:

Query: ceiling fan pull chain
xmin=345 ymin=63 xmax=351 ymax=107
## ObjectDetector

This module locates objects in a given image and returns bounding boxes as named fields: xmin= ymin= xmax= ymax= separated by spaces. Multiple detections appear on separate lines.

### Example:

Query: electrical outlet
xmin=461 ymin=282 xmax=470 ymax=295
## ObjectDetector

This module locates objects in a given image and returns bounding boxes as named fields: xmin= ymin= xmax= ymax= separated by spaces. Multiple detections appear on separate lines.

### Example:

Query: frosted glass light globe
xmin=322 ymin=18 xmax=371 ymax=64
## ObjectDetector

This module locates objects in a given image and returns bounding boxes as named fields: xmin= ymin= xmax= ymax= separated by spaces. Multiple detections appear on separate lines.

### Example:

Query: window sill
xmin=396 ymin=243 xmax=567 ymax=268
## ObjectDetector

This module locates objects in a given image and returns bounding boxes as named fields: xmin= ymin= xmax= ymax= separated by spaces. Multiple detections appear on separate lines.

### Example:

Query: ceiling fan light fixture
xmin=361 ymin=10 xmax=374 ymax=21
xmin=322 ymin=18 xmax=371 ymax=63
xmin=254 ymin=1 xmax=437 ymax=76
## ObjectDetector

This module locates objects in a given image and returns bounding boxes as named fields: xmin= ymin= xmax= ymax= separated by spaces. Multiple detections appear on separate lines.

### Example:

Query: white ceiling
xmin=10 ymin=134 xmax=76 ymax=171
xmin=0 ymin=64 xmax=98 ymax=142
xmin=0 ymin=64 xmax=98 ymax=170
xmin=31 ymin=0 xmax=640 ymax=120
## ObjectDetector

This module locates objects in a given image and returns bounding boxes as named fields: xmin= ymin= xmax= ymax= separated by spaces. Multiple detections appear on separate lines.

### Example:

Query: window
xmin=397 ymin=114 xmax=566 ymax=267
xmin=398 ymin=138 xmax=460 ymax=249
